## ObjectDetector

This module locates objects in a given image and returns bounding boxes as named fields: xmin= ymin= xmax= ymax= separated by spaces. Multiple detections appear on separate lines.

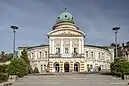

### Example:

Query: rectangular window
xmin=91 ymin=52 xmax=94 ymax=57
xmin=65 ymin=48 xmax=69 ymax=54
xmin=98 ymin=53 xmax=101 ymax=58
xmin=74 ymin=48 xmax=78 ymax=54
xmin=45 ymin=51 xmax=47 ymax=57
xmin=32 ymin=53 xmax=34 ymax=59
xmin=86 ymin=51 xmax=88 ymax=57
xmin=40 ymin=52 xmax=42 ymax=58
xmin=56 ymin=48 xmax=60 ymax=54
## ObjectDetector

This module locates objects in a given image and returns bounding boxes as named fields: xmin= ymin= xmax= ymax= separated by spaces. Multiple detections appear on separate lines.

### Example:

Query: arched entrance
xmin=64 ymin=62 xmax=69 ymax=72
xmin=74 ymin=62 xmax=80 ymax=72
xmin=54 ymin=62 xmax=60 ymax=72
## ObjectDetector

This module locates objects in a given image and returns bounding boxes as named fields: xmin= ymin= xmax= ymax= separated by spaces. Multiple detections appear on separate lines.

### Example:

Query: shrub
xmin=110 ymin=58 xmax=129 ymax=79
xmin=0 ymin=65 xmax=7 ymax=73
xmin=0 ymin=73 xmax=8 ymax=83
xmin=6 ymin=58 xmax=28 ymax=77
xmin=33 ymin=67 xmax=39 ymax=73
xmin=27 ymin=65 xmax=33 ymax=74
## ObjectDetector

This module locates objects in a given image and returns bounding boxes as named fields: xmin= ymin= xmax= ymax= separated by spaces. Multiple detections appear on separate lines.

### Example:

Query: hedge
xmin=0 ymin=73 xmax=8 ymax=83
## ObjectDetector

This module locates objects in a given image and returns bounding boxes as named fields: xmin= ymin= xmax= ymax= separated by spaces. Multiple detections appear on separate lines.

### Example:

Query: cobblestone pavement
xmin=12 ymin=74 xmax=128 ymax=86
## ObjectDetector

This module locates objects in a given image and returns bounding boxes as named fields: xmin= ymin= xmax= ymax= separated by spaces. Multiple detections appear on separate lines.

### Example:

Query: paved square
xmin=12 ymin=74 xmax=128 ymax=86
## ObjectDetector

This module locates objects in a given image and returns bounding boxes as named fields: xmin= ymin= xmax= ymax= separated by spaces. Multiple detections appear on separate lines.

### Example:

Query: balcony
xmin=49 ymin=54 xmax=61 ymax=58
xmin=72 ymin=53 xmax=84 ymax=58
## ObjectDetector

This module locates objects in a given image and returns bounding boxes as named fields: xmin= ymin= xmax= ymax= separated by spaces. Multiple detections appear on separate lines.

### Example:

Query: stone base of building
xmin=48 ymin=58 xmax=87 ymax=73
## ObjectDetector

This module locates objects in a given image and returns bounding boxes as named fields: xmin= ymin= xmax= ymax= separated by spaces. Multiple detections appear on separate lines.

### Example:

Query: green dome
xmin=56 ymin=8 xmax=75 ymax=24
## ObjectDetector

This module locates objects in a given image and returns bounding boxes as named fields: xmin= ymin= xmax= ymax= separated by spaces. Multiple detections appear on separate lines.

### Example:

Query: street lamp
xmin=11 ymin=26 xmax=19 ymax=58
xmin=112 ymin=27 xmax=120 ymax=58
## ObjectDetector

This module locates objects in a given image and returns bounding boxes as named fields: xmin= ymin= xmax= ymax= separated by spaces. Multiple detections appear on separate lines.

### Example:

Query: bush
xmin=6 ymin=58 xmax=28 ymax=77
xmin=110 ymin=58 xmax=129 ymax=79
xmin=0 ymin=65 xmax=7 ymax=73
xmin=0 ymin=73 xmax=8 ymax=83
xmin=33 ymin=67 xmax=39 ymax=73
xmin=27 ymin=65 xmax=33 ymax=74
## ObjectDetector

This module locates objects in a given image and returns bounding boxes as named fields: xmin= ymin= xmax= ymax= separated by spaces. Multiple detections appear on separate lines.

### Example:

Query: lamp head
xmin=11 ymin=26 xmax=19 ymax=30
xmin=112 ymin=27 xmax=120 ymax=31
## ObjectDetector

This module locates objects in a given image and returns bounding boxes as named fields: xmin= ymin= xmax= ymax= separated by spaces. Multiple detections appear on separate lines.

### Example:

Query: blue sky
xmin=0 ymin=0 xmax=129 ymax=53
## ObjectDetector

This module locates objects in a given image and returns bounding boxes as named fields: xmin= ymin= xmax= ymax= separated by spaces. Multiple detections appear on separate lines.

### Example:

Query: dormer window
xmin=58 ymin=17 xmax=60 ymax=19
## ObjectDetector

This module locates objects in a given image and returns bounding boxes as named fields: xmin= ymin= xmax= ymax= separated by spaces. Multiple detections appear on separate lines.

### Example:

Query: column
xmin=52 ymin=39 xmax=55 ymax=54
xmin=60 ymin=61 xmax=63 ymax=72
xmin=49 ymin=39 xmax=52 ymax=54
xmin=80 ymin=61 xmax=85 ymax=72
xmin=82 ymin=38 xmax=84 ymax=54
xmin=61 ymin=39 xmax=63 ymax=55
xmin=70 ymin=39 xmax=72 ymax=54
xmin=79 ymin=39 xmax=81 ymax=54
xmin=70 ymin=61 xmax=74 ymax=72
xmin=49 ymin=61 xmax=53 ymax=72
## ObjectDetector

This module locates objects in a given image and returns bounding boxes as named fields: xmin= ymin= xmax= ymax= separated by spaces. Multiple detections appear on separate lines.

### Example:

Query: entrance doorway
xmin=74 ymin=62 xmax=80 ymax=72
xmin=54 ymin=62 xmax=60 ymax=72
xmin=64 ymin=62 xmax=69 ymax=72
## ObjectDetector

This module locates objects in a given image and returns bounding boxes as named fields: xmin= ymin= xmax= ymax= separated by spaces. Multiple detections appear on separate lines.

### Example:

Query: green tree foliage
xmin=20 ymin=49 xmax=33 ymax=74
xmin=0 ymin=73 xmax=8 ymax=83
xmin=0 ymin=51 xmax=13 ymax=62
xmin=33 ymin=67 xmax=39 ymax=73
xmin=111 ymin=58 xmax=129 ymax=79
xmin=20 ymin=49 xmax=30 ymax=65
xmin=6 ymin=58 xmax=28 ymax=77
xmin=0 ymin=65 xmax=7 ymax=73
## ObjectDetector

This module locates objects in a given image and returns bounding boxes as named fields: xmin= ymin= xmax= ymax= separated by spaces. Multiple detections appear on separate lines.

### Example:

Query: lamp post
xmin=11 ymin=26 xmax=19 ymax=58
xmin=112 ymin=27 xmax=120 ymax=58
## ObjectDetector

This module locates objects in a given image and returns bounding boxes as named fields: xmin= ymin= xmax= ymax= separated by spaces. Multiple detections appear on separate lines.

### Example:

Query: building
xmin=18 ymin=9 xmax=114 ymax=73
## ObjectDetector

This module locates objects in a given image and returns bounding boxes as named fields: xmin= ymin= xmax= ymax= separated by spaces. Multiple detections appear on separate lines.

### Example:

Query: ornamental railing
xmin=49 ymin=54 xmax=61 ymax=58
xmin=49 ymin=53 xmax=84 ymax=58
xmin=72 ymin=54 xmax=84 ymax=58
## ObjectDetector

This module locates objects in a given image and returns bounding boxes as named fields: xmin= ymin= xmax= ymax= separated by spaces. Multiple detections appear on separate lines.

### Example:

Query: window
xmin=98 ymin=53 xmax=101 ymax=58
xmin=91 ymin=52 xmax=94 ymax=57
xmin=87 ymin=64 xmax=89 ymax=67
xmin=45 ymin=51 xmax=47 ymax=57
xmin=41 ymin=65 xmax=43 ymax=72
xmin=86 ymin=51 xmax=88 ymax=57
xmin=56 ymin=48 xmax=60 ymax=54
xmin=74 ymin=48 xmax=78 ymax=54
xmin=40 ymin=52 xmax=42 ymax=58
xmin=65 ymin=48 xmax=69 ymax=54
xmin=32 ymin=53 xmax=34 ymax=59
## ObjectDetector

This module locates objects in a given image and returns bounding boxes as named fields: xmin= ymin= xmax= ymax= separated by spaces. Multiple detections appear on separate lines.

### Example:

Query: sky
xmin=0 ymin=0 xmax=129 ymax=53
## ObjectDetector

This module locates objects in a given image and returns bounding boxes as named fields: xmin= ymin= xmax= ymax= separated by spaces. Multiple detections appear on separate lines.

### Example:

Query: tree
xmin=0 ymin=52 xmax=13 ymax=62
xmin=20 ymin=49 xmax=33 ymax=74
xmin=110 ymin=58 xmax=129 ymax=79
xmin=6 ymin=58 xmax=28 ymax=77
xmin=20 ymin=49 xmax=30 ymax=65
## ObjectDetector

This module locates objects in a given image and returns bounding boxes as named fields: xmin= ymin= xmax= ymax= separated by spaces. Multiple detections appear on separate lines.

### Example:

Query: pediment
xmin=48 ymin=29 xmax=85 ymax=37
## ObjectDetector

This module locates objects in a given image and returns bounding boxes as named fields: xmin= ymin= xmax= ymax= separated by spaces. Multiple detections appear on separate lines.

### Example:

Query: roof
xmin=85 ymin=45 xmax=115 ymax=49
xmin=18 ymin=44 xmax=49 ymax=49
xmin=56 ymin=8 xmax=75 ymax=24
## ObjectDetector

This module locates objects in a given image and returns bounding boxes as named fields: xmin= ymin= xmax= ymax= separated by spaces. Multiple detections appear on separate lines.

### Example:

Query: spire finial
xmin=64 ymin=8 xmax=68 ymax=12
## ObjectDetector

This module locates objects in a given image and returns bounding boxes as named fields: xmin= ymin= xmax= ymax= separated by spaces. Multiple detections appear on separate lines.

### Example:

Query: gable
xmin=48 ymin=29 xmax=85 ymax=37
